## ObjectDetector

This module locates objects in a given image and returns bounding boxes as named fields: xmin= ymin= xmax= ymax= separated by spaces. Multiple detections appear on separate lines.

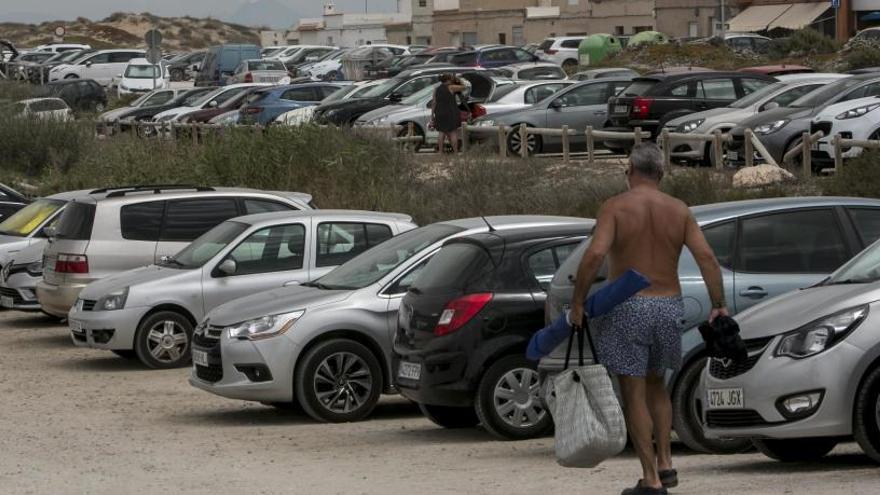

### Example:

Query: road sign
xmin=144 ymin=29 xmax=163 ymax=48
xmin=831 ymin=0 xmax=840 ymax=8
xmin=146 ymin=47 xmax=163 ymax=64
xmin=54 ymin=26 xmax=66 ymax=37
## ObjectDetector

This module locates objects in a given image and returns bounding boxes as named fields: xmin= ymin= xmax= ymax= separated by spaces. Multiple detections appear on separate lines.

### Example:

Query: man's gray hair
xmin=629 ymin=142 xmax=664 ymax=181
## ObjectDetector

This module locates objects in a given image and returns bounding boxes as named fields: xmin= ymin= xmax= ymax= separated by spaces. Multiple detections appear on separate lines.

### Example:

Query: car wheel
xmin=506 ymin=125 xmax=542 ymax=156
xmin=397 ymin=122 xmax=425 ymax=149
xmin=94 ymin=102 xmax=105 ymax=113
xmin=475 ymin=355 xmax=552 ymax=440
xmin=111 ymin=349 xmax=138 ymax=360
xmin=295 ymin=339 xmax=383 ymax=423
xmin=134 ymin=311 xmax=193 ymax=369
xmin=854 ymin=365 xmax=880 ymax=463
xmin=752 ymin=437 xmax=838 ymax=462
xmin=562 ymin=59 xmax=578 ymax=74
xmin=672 ymin=358 xmax=753 ymax=454
xmin=419 ymin=403 xmax=479 ymax=428
xmin=170 ymin=68 xmax=183 ymax=82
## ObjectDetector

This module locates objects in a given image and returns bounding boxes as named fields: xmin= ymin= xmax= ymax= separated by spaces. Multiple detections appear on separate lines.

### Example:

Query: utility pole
xmin=720 ymin=0 xmax=726 ymax=38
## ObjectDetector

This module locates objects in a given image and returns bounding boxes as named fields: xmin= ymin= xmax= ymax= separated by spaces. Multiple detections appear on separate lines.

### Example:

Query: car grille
xmin=706 ymin=409 xmax=770 ymax=428
xmin=193 ymin=325 xmax=223 ymax=347
xmin=709 ymin=336 xmax=773 ymax=380
xmin=195 ymin=364 xmax=223 ymax=383
xmin=0 ymin=287 xmax=23 ymax=304
xmin=80 ymin=299 xmax=97 ymax=311
xmin=811 ymin=121 xmax=832 ymax=137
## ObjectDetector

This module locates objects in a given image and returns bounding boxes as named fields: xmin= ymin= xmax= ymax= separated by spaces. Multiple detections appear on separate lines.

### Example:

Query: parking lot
xmin=1 ymin=309 xmax=876 ymax=495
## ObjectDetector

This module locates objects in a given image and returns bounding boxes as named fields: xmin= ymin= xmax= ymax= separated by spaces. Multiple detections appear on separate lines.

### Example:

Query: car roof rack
xmin=89 ymin=185 xmax=216 ymax=198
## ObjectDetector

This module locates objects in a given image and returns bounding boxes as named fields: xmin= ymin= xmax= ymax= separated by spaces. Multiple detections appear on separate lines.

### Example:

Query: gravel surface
xmin=0 ymin=310 xmax=876 ymax=495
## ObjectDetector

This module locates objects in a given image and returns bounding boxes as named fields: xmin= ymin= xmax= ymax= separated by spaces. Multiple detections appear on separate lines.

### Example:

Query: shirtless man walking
xmin=569 ymin=143 xmax=728 ymax=495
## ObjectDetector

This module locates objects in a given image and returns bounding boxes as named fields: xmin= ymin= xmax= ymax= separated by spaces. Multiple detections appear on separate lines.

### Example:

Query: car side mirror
xmin=388 ymin=93 xmax=403 ymax=102
xmin=549 ymin=99 xmax=562 ymax=110
xmin=217 ymin=259 xmax=237 ymax=276
xmin=85 ymin=61 xmax=92 ymax=67
xmin=43 ymin=226 xmax=57 ymax=238
xmin=208 ymin=100 xmax=218 ymax=108
xmin=762 ymin=102 xmax=779 ymax=112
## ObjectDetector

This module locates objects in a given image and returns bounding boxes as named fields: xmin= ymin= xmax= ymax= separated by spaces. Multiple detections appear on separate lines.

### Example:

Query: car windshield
xmin=791 ymin=78 xmax=866 ymax=108
xmin=402 ymin=83 xmax=439 ymax=105
xmin=180 ymin=89 xmax=212 ymax=106
xmin=311 ymin=224 xmax=465 ymax=290
xmin=359 ymin=78 xmax=400 ymax=98
xmin=0 ymin=199 xmax=65 ymax=237
xmin=248 ymin=60 xmax=286 ymax=71
xmin=169 ymin=221 xmax=249 ymax=269
xmin=826 ymin=240 xmax=880 ymax=285
xmin=125 ymin=65 xmax=160 ymax=79
xmin=262 ymin=47 xmax=285 ymax=58
xmin=322 ymin=85 xmax=360 ymax=103
xmin=729 ymin=82 xmax=786 ymax=108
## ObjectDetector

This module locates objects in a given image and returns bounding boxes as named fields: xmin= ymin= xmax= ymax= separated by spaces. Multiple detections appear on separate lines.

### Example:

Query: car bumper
xmin=815 ymin=121 xmax=865 ymax=160
xmin=1 ymin=272 xmax=41 ymax=310
xmin=36 ymin=280 xmax=89 ymax=317
xmin=68 ymin=305 xmax=149 ymax=350
xmin=189 ymin=332 xmax=299 ymax=403
xmin=392 ymin=350 xmax=473 ymax=407
xmin=698 ymin=337 xmax=859 ymax=440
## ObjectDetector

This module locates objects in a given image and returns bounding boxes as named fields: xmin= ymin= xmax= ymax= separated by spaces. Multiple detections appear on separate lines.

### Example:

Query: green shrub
xmin=0 ymin=114 xmax=94 ymax=176
xmin=821 ymin=150 xmax=880 ymax=197
xmin=775 ymin=29 xmax=840 ymax=56
xmin=843 ymin=47 xmax=880 ymax=71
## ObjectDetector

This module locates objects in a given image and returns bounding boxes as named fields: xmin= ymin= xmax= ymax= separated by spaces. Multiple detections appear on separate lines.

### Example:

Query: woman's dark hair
xmin=439 ymin=73 xmax=453 ymax=83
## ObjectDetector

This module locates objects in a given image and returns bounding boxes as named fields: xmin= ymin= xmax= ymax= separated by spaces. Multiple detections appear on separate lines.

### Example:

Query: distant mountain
xmin=229 ymin=0 xmax=298 ymax=29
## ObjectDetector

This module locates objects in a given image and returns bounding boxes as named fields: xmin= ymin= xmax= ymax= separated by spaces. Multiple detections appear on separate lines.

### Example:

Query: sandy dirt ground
xmin=0 ymin=310 xmax=876 ymax=495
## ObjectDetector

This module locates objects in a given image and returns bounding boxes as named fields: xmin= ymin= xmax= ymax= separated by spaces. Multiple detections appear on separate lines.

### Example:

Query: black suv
xmin=38 ymin=79 xmax=107 ymax=113
xmin=607 ymin=71 xmax=776 ymax=138
xmin=393 ymin=223 xmax=589 ymax=440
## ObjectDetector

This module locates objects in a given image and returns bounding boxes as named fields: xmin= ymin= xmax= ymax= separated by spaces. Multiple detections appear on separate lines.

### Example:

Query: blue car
xmin=239 ymin=83 xmax=344 ymax=125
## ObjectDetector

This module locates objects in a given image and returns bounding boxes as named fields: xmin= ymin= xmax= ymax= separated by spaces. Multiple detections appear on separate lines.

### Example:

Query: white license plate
xmin=0 ymin=296 xmax=13 ymax=309
xmin=728 ymin=151 xmax=739 ymax=161
xmin=192 ymin=349 xmax=209 ymax=367
xmin=614 ymin=105 xmax=628 ymax=114
xmin=707 ymin=388 xmax=745 ymax=410
xmin=69 ymin=319 xmax=83 ymax=333
xmin=398 ymin=361 xmax=421 ymax=381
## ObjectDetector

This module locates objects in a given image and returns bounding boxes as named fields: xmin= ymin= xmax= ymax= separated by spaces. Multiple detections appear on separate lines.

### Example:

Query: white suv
xmin=537 ymin=36 xmax=585 ymax=72
xmin=49 ymin=49 xmax=145 ymax=86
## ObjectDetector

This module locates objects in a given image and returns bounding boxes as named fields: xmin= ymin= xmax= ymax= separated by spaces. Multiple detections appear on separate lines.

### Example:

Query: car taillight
xmin=433 ymin=293 xmax=493 ymax=337
xmin=631 ymin=97 xmax=654 ymax=119
xmin=244 ymin=72 xmax=253 ymax=83
xmin=243 ymin=106 xmax=262 ymax=115
xmin=55 ymin=254 xmax=88 ymax=274
xmin=471 ymin=104 xmax=487 ymax=119
xmin=545 ymin=49 xmax=558 ymax=55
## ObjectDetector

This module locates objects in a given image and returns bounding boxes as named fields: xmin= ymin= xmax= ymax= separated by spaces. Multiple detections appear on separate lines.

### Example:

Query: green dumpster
xmin=578 ymin=34 xmax=622 ymax=67
xmin=628 ymin=31 xmax=671 ymax=47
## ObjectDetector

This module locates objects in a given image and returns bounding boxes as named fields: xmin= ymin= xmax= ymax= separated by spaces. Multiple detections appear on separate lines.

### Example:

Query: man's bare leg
xmin=618 ymin=375 xmax=662 ymax=489
xmin=646 ymin=372 xmax=673 ymax=472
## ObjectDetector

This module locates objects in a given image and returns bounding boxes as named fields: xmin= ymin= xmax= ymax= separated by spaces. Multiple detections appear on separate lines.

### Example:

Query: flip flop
xmin=620 ymin=480 xmax=668 ymax=495
xmin=659 ymin=469 xmax=678 ymax=488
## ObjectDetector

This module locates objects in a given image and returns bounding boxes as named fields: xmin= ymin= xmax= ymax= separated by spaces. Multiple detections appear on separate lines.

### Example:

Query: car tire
xmin=111 ymin=349 xmax=138 ymax=360
xmin=752 ymin=437 xmax=838 ymax=462
xmin=133 ymin=311 xmax=193 ymax=369
xmin=672 ymin=358 xmax=753 ymax=454
xmin=295 ymin=339 xmax=383 ymax=423
xmin=397 ymin=122 xmax=425 ymax=149
xmin=562 ymin=59 xmax=578 ymax=74
xmin=506 ymin=125 xmax=542 ymax=156
xmin=474 ymin=355 xmax=552 ymax=440
xmin=170 ymin=68 xmax=183 ymax=82
xmin=94 ymin=101 xmax=105 ymax=113
xmin=419 ymin=403 xmax=480 ymax=428
xmin=854 ymin=365 xmax=880 ymax=463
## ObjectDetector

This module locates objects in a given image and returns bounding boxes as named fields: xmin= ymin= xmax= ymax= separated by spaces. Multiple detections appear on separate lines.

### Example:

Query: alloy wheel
xmin=146 ymin=320 xmax=188 ymax=364
xmin=509 ymin=130 xmax=537 ymax=155
xmin=313 ymin=351 xmax=373 ymax=415
xmin=493 ymin=367 xmax=546 ymax=429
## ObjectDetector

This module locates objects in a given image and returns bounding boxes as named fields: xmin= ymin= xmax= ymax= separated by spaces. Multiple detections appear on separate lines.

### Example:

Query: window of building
xmin=419 ymin=0 xmax=427 ymax=6
xmin=462 ymin=32 xmax=478 ymax=46
xmin=499 ymin=33 xmax=507 ymax=44
xmin=634 ymin=26 xmax=652 ymax=33
xmin=614 ymin=26 xmax=624 ymax=36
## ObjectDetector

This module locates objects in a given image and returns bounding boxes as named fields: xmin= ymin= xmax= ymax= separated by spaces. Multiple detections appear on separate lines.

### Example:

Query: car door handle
xmin=283 ymin=280 xmax=302 ymax=287
xmin=739 ymin=286 xmax=768 ymax=299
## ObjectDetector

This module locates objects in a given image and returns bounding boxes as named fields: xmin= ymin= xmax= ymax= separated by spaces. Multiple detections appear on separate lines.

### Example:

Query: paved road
xmin=0 ymin=310 xmax=876 ymax=495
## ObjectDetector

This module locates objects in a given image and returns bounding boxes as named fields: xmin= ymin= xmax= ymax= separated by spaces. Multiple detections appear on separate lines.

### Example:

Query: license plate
xmin=707 ymin=388 xmax=745 ymax=410
xmin=398 ymin=361 xmax=421 ymax=381
xmin=192 ymin=349 xmax=209 ymax=367
xmin=69 ymin=319 xmax=83 ymax=333
xmin=0 ymin=296 xmax=13 ymax=309
xmin=728 ymin=151 xmax=739 ymax=161
xmin=614 ymin=105 xmax=628 ymax=114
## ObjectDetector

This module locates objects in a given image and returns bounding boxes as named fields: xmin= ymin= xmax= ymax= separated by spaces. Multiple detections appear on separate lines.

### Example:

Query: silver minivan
xmin=69 ymin=210 xmax=415 ymax=368
xmin=37 ymin=186 xmax=313 ymax=318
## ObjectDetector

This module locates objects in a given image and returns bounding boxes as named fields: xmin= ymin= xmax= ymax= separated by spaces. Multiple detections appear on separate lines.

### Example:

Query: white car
xmin=479 ymin=80 xmax=573 ymax=115
xmin=275 ymin=80 xmax=381 ymax=126
xmin=7 ymin=97 xmax=73 ymax=121
xmin=34 ymin=43 xmax=92 ymax=53
xmin=49 ymin=49 xmax=145 ymax=86
xmin=269 ymin=45 xmax=335 ymax=67
xmin=813 ymin=95 xmax=880 ymax=162
xmin=116 ymin=58 xmax=171 ymax=97
xmin=152 ymin=83 xmax=269 ymax=122
xmin=494 ymin=62 xmax=567 ymax=81
xmin=536 ymin=36 xmax=585 ymax=72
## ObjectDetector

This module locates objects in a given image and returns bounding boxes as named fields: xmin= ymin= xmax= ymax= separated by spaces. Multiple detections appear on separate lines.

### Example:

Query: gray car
xmin=699 ymin=239 xmax=880 ymax=464
xmin=664 ymin=75 xmax=849 ymax=165
xmin=0 ymin=242 xmax=44 ymax=310
xmin=473 ymin=78 xmax=634 ymax=155
xmin=540 ymin=196 xmax=880 ymax=454
xmin=728 ymin=73 xmax=880 ymax=167
xmin=189 ymin=215 xmax=587 ymax=423
xmin=67 ymin=210 xmax=414 ymax=368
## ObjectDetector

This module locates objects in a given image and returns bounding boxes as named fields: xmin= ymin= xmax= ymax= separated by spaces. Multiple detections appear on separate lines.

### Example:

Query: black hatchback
xmin=393 ymin=222 xmax=590 ymax=440
xmin=39 ymin=79 xmax=108 ymax=113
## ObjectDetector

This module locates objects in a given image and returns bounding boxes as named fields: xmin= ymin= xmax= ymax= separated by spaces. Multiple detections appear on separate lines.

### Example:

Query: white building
xmin=289 ymin=2 xmax=416 ymax=47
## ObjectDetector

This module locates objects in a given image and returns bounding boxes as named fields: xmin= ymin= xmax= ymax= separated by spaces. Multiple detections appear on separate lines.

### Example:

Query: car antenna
xmin=481 ymin=216 xmax=496 ymax=232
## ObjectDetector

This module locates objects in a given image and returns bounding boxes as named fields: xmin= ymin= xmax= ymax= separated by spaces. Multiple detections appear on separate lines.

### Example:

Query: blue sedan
xmin=239 ymin=83 xmax=344 ymax=125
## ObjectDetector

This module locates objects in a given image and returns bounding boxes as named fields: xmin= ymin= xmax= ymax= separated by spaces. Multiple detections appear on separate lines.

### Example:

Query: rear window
xmin=488 ymin=83 xmax=520 ymax=102
xmin=539 ymin=39 xmax=555 ymax=52
xmin=561 ymin=39 xmax=582 ymax=49
xmin=411 ymin=242 xmax=491 ymax=292
xmin=519 ymin=67 xmax=566 ymax=80
xmin=248 ymin=60 xmax=286 ymax=71
xmin=55 ymin=202 xmax=95 ymax=240
xmin=619 ymin=79 xmax=657 ymax=97
xmin=450 ymin=52 xmax=477 ymax=66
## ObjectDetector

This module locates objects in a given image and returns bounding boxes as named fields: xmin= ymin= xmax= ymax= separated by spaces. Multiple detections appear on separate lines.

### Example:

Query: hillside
xmin=0 ymin=12 xmax=262 ymax=52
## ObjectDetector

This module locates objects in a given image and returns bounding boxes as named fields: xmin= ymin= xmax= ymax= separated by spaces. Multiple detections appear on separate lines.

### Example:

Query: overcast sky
xmin=1 ymin=0 xmax=400 ymax=24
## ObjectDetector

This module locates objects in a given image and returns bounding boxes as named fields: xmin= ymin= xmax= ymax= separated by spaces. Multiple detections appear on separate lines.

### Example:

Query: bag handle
xmin=563 ymin=312 xmax=599 ymax=370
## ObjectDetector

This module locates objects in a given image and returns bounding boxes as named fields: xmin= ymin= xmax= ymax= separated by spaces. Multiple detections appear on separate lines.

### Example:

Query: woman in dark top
xmin=431 ymin=73 xmax=466 ymax=153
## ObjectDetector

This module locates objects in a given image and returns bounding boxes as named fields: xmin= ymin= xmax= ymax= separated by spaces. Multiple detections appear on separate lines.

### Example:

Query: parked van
xmin=195 ymin=44 xmax=262 ymax=87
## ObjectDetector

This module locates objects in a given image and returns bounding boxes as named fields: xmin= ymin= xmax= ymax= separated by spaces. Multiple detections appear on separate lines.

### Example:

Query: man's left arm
xmin=569 ymin=203 xmax=616 ymax=325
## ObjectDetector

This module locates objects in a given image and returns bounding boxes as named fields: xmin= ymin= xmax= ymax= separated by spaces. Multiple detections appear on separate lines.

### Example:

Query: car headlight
xmin=835 ymin=103 xmax=880 ymax=120
xmin=775 ymin=305 xmax=868 ymax=359
xmin=226 ymin=310 xmax=305 ymax=341
xmin=96 ymin=287 xmax=129 ymax=311
xmin=753 ymin=119 xmax=789 ymax=135
xmin=676 ymin=118 xmax=704 ymax=133
xmin=25 ymin=261 xmax=43 ymax=277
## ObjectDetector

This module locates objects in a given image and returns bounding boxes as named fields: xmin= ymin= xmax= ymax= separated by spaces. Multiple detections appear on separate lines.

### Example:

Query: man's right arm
xmin=683 ymin=211 xmax=729 ymax=322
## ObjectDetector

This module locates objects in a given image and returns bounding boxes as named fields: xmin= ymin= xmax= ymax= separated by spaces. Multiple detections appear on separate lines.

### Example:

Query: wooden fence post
xmin=498 ymin=125 xmax=507 ymax=158
xmin=744 ymin=129 xmax=754 ymax=168
xmin=660 ymin=128 xmax=671 ymax=170
xmin=712 ymin=129 xmax=723 ymax=170
xmin=461 ymin=124 xmax=469 ymax=153
xmin=519 ymin=123 xmax=528 ymax=159
xmin=634 ymin=126 xmax=642 ymax=145
xmin=801 ymin=131 xmax=811 ymax=177
xmin=192 ymin=124 xmax=199 ymax=146
xmin=586 ymin=126 xmax=594 ymax=165
xmin=833 ymin=134 xmax=843 ymax=172
xmin=561 ymin=125 xmax=570 ymax=164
